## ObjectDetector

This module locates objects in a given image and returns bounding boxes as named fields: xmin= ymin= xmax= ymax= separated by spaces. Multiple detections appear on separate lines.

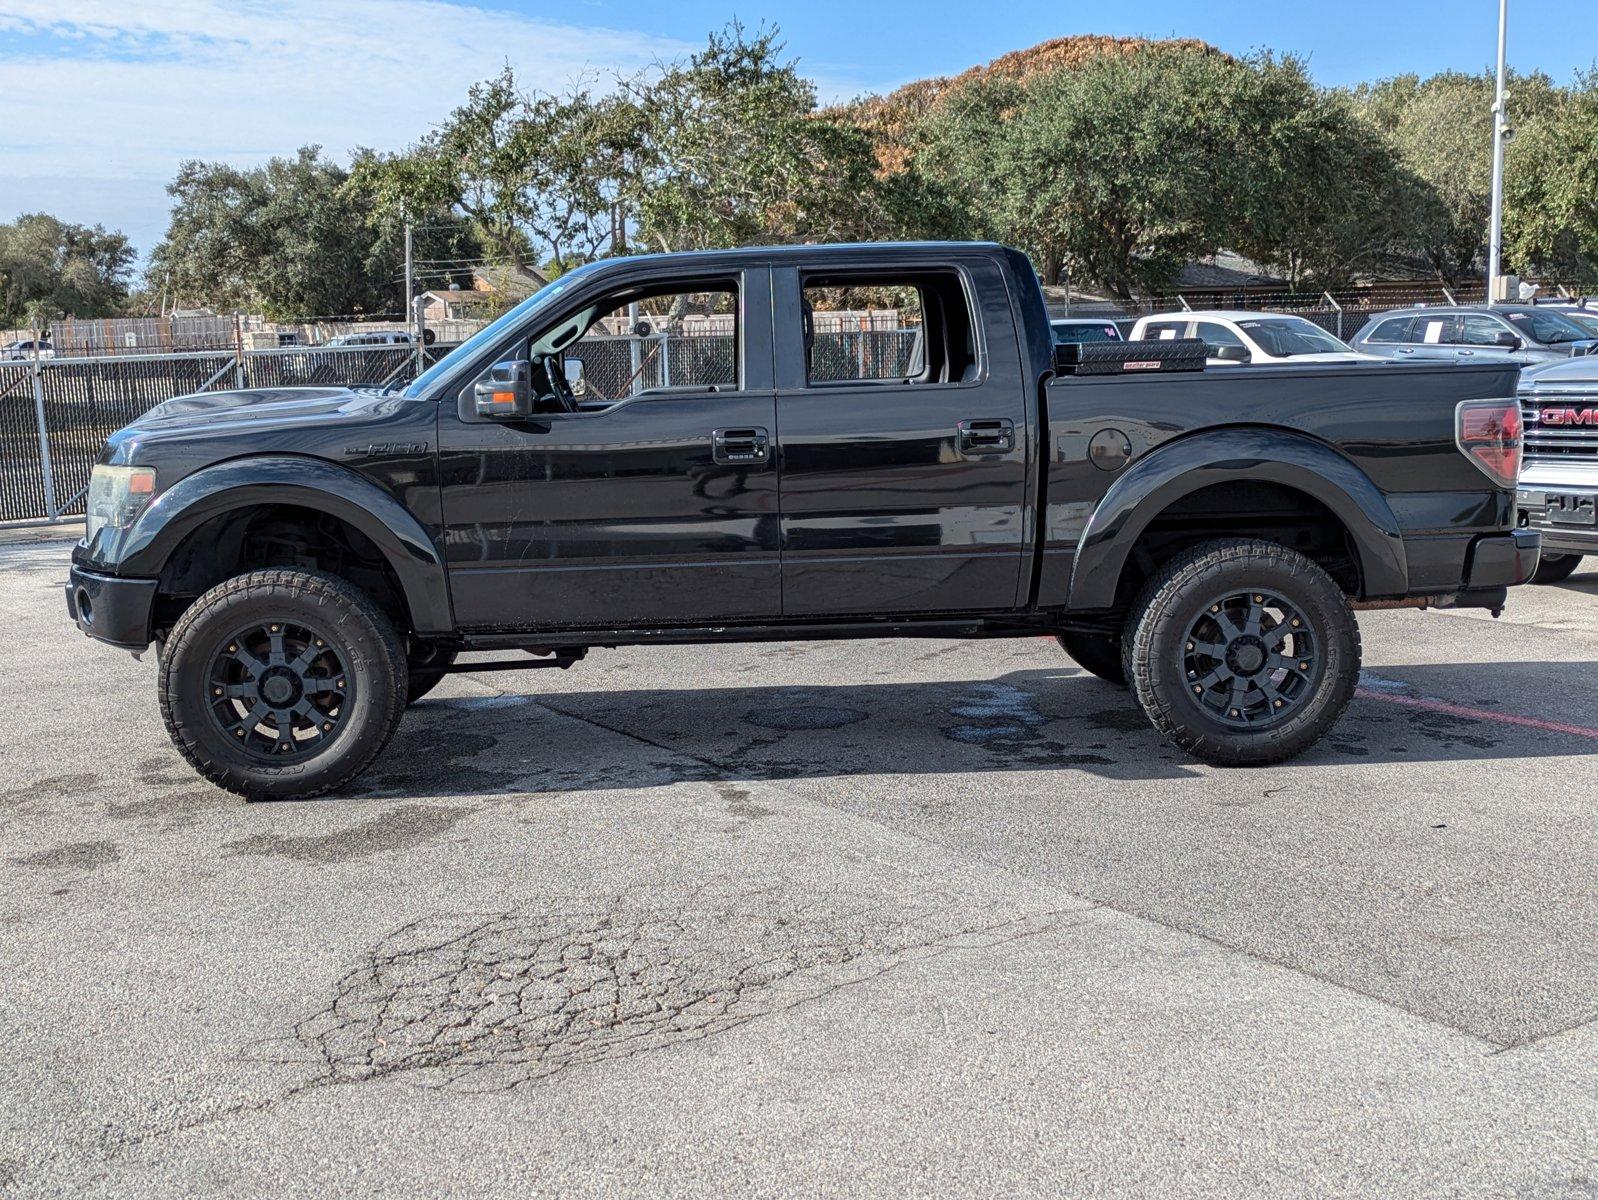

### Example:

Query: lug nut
xmin=1298 ymin=661 xmax=1308 ymax=670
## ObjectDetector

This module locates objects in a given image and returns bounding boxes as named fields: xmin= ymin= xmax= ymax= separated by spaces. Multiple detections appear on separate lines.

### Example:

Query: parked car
xmin=1516 ymin=354 xmax=1598 ymax=583
xmin=1537 ymin=302 xmax=1598 ymax=340
xmin=1351 ymin=305 xmax=1598 ymax=365
xmin=324 ymin=331 xmax=414 ymax=348
xmin=65 ymin=241 xmax=1537 ymax=799
xmin=1128 ymin=311 xmax=1373 ymax=366
xmin=1050 ymin=318 xmax=1123 ymax=345
xmin=1 ymin=338 xmax=54 ymax=361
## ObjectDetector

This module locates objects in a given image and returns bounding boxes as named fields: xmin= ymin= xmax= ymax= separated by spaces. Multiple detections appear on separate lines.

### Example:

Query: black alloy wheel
xmin=159 ymin=569 xmax=408 ymax=799
xmin=1123 ymin=538 xmax=1361 ymax=766
xmin=1179 ymin=589 xmax=1318 ymax=729
xmin=204 ymin=620 xmax=352 ymax=758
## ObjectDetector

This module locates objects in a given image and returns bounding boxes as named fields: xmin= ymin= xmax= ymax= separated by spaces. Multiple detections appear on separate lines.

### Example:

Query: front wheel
xmin=1123 ymin=539 xmax=1361 ymax=767
xmin=157 ymin=569 xmax=409 ymax=800
xmin=1532 ymin=553 xmax=1583 ymax=585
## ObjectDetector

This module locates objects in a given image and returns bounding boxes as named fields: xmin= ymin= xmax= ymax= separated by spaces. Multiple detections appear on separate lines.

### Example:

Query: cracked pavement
xmin=1 ymin=536 xmax=1596 ymax=1197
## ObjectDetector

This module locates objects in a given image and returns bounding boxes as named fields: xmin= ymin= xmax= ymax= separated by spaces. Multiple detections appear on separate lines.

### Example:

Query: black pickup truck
xmin=66 ymin=242 xmax=1538 ymax=798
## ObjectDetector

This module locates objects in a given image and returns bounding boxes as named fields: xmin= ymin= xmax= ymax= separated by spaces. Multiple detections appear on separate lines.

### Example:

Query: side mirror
xmin=1212 ymin=344 xmax=1251 ymax=363
xmin=474 ymin=359 xmax=533 ymax=419
xmin=563 ymin=357 xmax=585 ymax=394
xmin=1493 ymin=331 xmax=1523 ymax=350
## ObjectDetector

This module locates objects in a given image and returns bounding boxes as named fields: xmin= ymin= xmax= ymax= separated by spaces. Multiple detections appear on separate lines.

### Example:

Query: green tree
xmin=0 ymin=213 xmax=135 ymax=328
xmin=1504 ymin=68 xmax=1598 ymax=280
xmin=912 ymin=44 xmax=1308 ymax=300
xmin=150 ymin=147 xmax=481 ymax=320
xmin=619 ymin=24 xmax=887 ymax=253
xmin=1352 ymin=70 xmax=1560 ymax=285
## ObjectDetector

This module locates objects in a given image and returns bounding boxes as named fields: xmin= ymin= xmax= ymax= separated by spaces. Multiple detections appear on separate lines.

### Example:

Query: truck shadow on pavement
xmin=354 ymin=661 xmax=1598 ymax=801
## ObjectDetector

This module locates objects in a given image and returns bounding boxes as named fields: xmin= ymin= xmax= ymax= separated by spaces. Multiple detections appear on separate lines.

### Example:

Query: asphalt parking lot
xmin=2 ymin=533 xmax=1596 ymax=1198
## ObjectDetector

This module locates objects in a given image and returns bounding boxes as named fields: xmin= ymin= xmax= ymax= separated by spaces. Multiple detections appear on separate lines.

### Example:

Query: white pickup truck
xmin=1129 ymin=311 xmax=1374 ymax=367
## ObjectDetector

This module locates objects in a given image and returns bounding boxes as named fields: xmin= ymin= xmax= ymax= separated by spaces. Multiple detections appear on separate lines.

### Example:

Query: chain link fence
xmin=4 ymin=329 xmax=892 ymax=524
xmin=0 ymin=343 xmax=451 ymax=524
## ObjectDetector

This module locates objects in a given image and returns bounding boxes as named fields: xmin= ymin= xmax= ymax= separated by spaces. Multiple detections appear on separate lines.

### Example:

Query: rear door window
xmin=1142 ymin=320 xmax=1189 ymax=341
xmin=1367 ymin=316 xmax=1416 ymax=343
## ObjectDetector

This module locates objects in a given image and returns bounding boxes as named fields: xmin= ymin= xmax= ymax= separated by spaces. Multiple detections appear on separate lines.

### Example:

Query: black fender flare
xmin=1067 ymin=427 xmax=1407 ymax=610
xmin=118 ymin=455 xmax=454 ymax=635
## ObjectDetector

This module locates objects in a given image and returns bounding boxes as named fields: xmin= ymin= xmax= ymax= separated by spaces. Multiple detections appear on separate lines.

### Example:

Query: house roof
xmin=1172 ymin=251 xmax=1285 ymax=291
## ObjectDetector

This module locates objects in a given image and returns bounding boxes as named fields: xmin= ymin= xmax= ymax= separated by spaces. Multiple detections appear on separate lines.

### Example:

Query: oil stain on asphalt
xmin=222 ymin=804 xmax=473 ymax=865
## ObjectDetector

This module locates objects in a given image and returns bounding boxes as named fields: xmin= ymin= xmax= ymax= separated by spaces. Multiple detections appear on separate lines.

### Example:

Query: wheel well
xmin=1113 ymin=481 xmax=1363 ymax=609
xmin=153 ymin=504 xmax=412 ymax=636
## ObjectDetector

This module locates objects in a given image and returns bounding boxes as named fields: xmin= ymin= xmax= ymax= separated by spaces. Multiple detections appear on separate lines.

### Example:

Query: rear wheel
xmin=157 ymin=569 xmax=408 ymax=800
xmin=1532 ymin=553 xmax=1583 ymax=585
xmin=1123 ymin=538 xmax=1360 ymax=767
xmin=1055 ymin=631 xmax=1127 ymax=686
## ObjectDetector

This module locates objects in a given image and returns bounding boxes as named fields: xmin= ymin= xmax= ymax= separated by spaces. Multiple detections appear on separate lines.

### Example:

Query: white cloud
xmin=0 ymin=0 xmax=697 ymax=252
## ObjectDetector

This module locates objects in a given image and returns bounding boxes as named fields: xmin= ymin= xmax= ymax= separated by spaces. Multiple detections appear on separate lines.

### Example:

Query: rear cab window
xmin=800 ymin=270 xmax=978 ymax=387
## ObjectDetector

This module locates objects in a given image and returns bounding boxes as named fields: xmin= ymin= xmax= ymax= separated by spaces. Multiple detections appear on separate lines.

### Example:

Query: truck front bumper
xmin=1518 ymin=484 xmax=1598 ymax=558
xmin=65 ymin=565 xmax=158 ymax=651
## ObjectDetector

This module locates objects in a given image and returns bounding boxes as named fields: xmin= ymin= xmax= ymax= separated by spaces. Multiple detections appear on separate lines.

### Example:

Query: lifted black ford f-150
xmin=66 ymin=242 xmax=1539 ymax=798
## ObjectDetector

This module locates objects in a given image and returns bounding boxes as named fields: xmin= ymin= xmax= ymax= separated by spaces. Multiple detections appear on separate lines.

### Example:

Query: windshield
xmin=1505 ymin=309 xmax=1592 ymax=345
xmin=1560 ymin=310 xmax=1598 ymax=337
xmin=399 ymin=265 xmax=599 ymax=397
xmin=1237 ymin=317 xmax=1351 ymax=356
xmin=1052 ymin=321 xmax=1121 ymax=343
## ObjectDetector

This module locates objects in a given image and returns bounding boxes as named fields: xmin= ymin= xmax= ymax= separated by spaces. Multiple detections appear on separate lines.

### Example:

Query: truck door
xmin=435 ymin=268 xmax=781 ymax=630
xmin=770 ymin=259 xmax=1030 ymax=616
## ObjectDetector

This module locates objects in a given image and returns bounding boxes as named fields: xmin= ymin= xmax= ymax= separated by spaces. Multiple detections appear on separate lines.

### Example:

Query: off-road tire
xmin=1055 ymin=631 xmax=1128 ymax=686
xmin=1123 ymin=538 xmax=1361 ymax=767
xmin=406 ymin=642 xmax=458 ymax=704
xmin=1532 ymin=553 xmax=1582 ymax=585
xmin=158 ymin=569 xmax=408 ymax=800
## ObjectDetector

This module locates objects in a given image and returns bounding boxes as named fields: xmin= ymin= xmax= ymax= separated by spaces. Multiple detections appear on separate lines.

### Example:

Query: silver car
xmin=1350 ymin=305 xmax=1598 ymax=365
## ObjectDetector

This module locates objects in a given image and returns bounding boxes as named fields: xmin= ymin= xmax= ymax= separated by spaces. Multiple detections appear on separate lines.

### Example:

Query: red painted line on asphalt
xmin=1354 ymin=687 xmax=1598 ymax=742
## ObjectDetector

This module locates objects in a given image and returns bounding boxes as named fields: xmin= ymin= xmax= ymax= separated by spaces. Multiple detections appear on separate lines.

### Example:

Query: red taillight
xmin=1456 ymin=399 xmax=1522 ymax=487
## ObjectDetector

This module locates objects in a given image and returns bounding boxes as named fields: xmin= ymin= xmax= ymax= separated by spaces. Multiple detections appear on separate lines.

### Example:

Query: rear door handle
xmin=957 ymin=418 xmax=1014 ymax=455
xmin=712 ymin=426 xmax=770 ymax=465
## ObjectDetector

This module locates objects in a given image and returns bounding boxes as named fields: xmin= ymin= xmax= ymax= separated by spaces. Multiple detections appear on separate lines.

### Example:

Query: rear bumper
xmin=65 ymin=565 xmax=158 ymax=651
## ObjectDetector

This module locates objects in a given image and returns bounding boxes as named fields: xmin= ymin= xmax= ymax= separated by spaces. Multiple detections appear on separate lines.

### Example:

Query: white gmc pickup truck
xmin=1518 ymin=356 xmax=1598 ymax=583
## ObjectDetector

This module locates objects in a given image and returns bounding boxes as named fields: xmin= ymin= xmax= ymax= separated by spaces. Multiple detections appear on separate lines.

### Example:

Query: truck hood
xmin=134 ymin=386 xmax=376 ymax=430
xmin=102 ymin=385 xmax=435 ymax=470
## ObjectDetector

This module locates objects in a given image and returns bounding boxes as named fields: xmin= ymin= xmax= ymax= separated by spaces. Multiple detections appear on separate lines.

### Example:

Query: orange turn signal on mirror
xmin=490 ymin=391 xmax=515 ymax=406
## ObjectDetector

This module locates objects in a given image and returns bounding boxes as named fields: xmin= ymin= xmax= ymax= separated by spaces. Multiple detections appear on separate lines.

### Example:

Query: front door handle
xmin=957 ymin=418 xmax=1014 ymax=455
xmin=712 ymin=426 xmax=770 ymax=465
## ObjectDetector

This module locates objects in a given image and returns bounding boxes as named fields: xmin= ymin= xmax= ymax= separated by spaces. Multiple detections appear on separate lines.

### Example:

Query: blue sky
xmin=0 ymin=0 xmax=1593 ymax=262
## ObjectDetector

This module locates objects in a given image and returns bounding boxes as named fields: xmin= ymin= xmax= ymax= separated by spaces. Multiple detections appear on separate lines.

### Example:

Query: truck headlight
xmin=85 ymin=465 xmax=157 ymax=542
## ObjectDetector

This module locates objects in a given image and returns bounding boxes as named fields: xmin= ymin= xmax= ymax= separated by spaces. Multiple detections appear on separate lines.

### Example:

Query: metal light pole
xmin=1487 ymin=0 xmax=1509 ymax=301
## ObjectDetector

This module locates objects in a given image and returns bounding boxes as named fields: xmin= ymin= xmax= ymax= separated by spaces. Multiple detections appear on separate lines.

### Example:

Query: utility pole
xmin=403 ymin=214 xmax=418 ymax=373
xmin=1487 ymin=0 xmax=1510 ymax=301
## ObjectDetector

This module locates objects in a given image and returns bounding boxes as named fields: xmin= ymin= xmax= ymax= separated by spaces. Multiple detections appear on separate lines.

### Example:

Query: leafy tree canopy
xmin=0 ymin=213 xmax=135 ymax=329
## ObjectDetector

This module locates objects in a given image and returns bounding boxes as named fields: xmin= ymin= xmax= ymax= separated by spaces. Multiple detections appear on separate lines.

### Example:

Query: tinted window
xmin=1051 ymin=321 xmax=1121 ymax=343
xmin=1561 ymin=310 xmax=1598 ymax=337
xmin=1366 ymin=316 xmax=1415 ymax=343
xmin=1237 ymin=317 xmax=1351 ymax=356
xmin=1192 ymin=321 xmax=1247 ymax=350
xmin=565 ymin=285 xmax=740 ymax=399
xmin=1143 ymin=321 xmax=1187 ymax=340
xmin=802 ymin=271 xmax=976 ymax=386
xmin=1505 ymin=309 xmax=1591 ymax=345
xmin=1458 ymin=314 xmax=1513 ymax=346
